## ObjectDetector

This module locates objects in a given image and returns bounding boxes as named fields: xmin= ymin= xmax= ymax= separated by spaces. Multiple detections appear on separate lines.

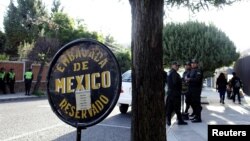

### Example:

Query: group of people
xmin=0 ymin=67 xmax=33 ymax=95
xmin=0 ymin=67 xmax=16 ymax=94
xmin=165 ymin=59 xmax=203 ymax=126
xmin=216 ymin=72 xmax=243 ymax=104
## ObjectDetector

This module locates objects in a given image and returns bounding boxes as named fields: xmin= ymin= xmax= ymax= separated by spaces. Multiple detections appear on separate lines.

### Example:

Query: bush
xmin=0 ymin=54 xmax=9 ymax=60
xmin=33 ymin=90 xmax=45 ymax=96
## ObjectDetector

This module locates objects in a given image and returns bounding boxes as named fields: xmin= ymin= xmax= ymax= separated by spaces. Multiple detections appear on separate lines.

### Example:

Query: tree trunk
xmin=129 ymin=0 xmax=166 ymax=141
xmin=32 ymin=61 xmax=45 ymax=94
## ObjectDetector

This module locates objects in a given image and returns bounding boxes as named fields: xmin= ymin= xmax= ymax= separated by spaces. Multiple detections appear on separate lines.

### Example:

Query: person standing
xmin=182 ymin=61 xmax=193 ymax=116
xmin=186 ymin=59 xmax=203 ymax=123
xmin=163 ymin=70 xmax=168 ymax=106
xmin=230 ymin=72 xmax=243 ymax=104
xmin=0 ymin=67 xmax=7 ymax=94
xmin=24 ymin=68 xmax=33 ymax=95
xmin=7 ymin=68 xmax=15 ymax=93
xmin=166 ymin=61 xmax=188 ymax=126
xmin=216 ymin=73 xmax=227 ymax=104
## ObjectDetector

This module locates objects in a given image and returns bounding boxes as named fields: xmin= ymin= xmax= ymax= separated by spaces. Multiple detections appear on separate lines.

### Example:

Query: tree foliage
xmin=3 ymin=1 xmax=21 ymax=56
xmin=166 ymin=0 xmax=240 ymax=11
xmin=114 ymin=50 xmax=131 ymax=73
xmin=163 ymin=21 xmax=239 ymax=77
xmin=44 ymin=11 xmax=105 ymax=47
xmin=0 ymin=31 xmax=6 ymax=53
xmin=51 ymin=0 xmax=64 ymax=13
xmin=27 ymin=37 xmax=60 ymax=94
xmin=27 ymin=37 xmax=60 ymax=62
xmin=0 ymin=54 xmax=9 ymax=61
xmin=18 ymin=41 xmax=34 ymax=60
xmin=3 ymin=0 xmax=112 ymax=60
xmin=103 ymin=35 xmax=130 ymax=73
xmin=3 ymin=0 xmax=48 ymax=57
xmin=44 ymin=12 xmax=75 ymax=44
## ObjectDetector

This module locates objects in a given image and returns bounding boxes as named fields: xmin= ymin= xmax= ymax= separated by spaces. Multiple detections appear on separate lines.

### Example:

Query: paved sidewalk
xmin=1 ymin=87 xmax=250 ymax=141
xmin=0 ymin=92 xmax=46 ymax=102
xmin=167 ymin=87 xmax=250 ymax=141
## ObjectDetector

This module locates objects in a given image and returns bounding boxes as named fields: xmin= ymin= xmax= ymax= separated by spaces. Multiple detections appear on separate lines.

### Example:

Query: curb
xmin=0 ymin=95 xmax=47 ymax=102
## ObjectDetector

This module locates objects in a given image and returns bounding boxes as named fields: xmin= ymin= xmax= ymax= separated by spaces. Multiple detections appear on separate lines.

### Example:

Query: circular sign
xmin=47 ymin=38 xmax=121 ymax=128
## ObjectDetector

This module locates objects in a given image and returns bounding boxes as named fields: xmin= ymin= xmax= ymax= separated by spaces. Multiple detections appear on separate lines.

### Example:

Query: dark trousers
xmin=219 ymin=90 xmax=226 ymax=102
xmin=190 ymin=88 xmax=202 ymax=119
xmin=8 ymin=81 xmax=15 ymax=93
xmin=184 ymin=92 xmax=192 ymax=113
xmin=232 ymin=88 xmax=241 ymax=103
xmin=0 ymin=81 xmax=6 ymax=94
xmin=25 ymin=79 xmax=32 ymax=95
xmin=166 ymin=95 xmax=183 ymax=122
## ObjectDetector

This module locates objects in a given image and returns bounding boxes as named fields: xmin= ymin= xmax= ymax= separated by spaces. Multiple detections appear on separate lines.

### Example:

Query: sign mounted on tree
xmin=47 ymin=38 xmax=121 ymax=128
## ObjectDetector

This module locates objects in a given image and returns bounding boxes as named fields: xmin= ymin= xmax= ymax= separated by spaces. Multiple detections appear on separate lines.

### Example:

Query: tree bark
xmin=32 ymin=61 xmax=45 ymax=94
xmin=129 ymin=0 xmax=166 ymax=141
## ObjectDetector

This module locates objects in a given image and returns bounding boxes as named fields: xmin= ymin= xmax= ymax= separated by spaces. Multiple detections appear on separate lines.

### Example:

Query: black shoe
xmin=178 ymin=121 xmax=188 ymax=125
xmin=183 ymin=112 xmax=189 ymax=115
xmin=182 ymin=113 xmax=189 ymax=120
xmin=191 ymin=118 xmax=202 ymax=123
xmin=189 ymin=113 xmax=195 ymax=116
xmin=190 ymin=116 xmax=197 ymax=120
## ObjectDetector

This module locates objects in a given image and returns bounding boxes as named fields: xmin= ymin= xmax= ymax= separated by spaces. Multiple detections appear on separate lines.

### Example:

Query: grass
xmin=32 ymin=90 xmax=45 ymax=97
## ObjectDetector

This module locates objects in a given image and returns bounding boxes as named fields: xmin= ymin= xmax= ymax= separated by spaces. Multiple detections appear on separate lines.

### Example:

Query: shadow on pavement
xmin=54 ymin=112 xmax=132 ymax=141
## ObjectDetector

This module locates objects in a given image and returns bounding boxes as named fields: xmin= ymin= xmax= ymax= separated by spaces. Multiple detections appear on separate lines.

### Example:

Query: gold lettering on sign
xmin=58 ymin=95 xmax=110 ymax=119
xmin=55 ymin=71 xmax=111 ymax=94
xmin=55 ymin=47 xmax=108 ymax=73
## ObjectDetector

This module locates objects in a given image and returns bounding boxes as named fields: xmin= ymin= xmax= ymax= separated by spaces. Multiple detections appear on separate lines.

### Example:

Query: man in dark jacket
xmin=182 ymin=61 xmax=193 ymax=116
xmin=230 ymin=72 xmax=243 ymax=104
xmin=24 ymin=68 xmax=33 ymax=95
xmin=185 ymin=59 xmax=203 ymax=123
xmin=0 ymin=67 xmax=7 ymax=94
xmin=7 ymin=68 xmax=15 ymax=93
xmin=166 ymin=61 xmax=188 ymax=126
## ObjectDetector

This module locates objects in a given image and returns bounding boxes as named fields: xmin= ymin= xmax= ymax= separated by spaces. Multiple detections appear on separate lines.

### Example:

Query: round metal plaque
xmin=47 ymin=38 xmax=121 ymax=128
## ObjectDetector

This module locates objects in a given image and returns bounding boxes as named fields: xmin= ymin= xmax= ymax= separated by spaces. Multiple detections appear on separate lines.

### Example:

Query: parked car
xmin=117 ymin=70 xmax=132 ymax=114
xmin=117 ymin=70 xmax=168 ymax=114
